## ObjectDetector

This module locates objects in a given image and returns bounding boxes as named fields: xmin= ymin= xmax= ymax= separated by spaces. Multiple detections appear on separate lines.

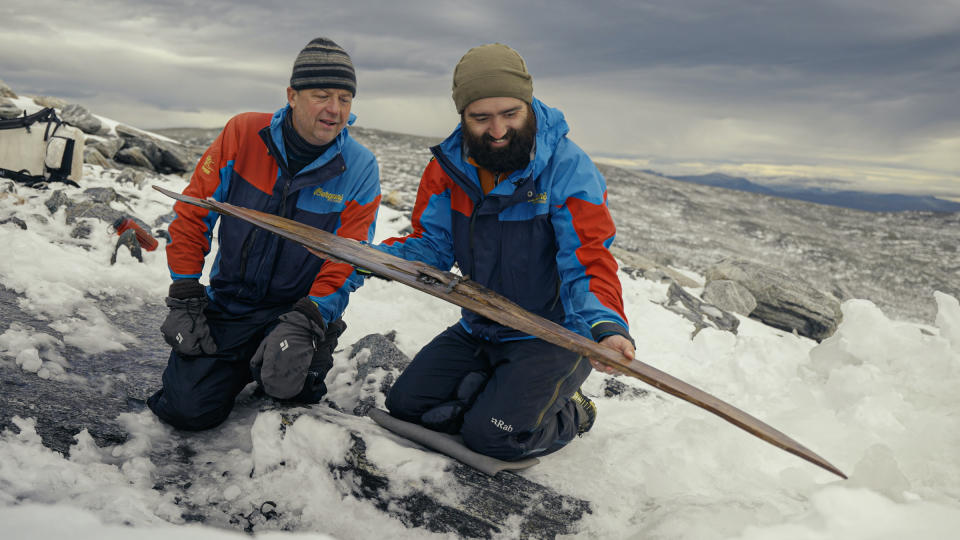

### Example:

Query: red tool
xmin=112 ymin=217 xmax=158 ymax=251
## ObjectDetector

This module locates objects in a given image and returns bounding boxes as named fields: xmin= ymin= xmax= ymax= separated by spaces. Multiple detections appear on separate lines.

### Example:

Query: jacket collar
xmin=268 ymin=105 xmax=356 ymax=175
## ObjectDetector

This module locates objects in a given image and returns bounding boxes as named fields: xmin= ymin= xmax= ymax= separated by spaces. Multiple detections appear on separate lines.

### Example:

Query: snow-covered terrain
xmin=1 ymin=114 xmax=960 ymax=539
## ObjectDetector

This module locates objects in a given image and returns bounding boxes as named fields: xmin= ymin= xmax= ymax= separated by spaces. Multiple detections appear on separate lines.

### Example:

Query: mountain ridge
xmin=659 ymin=171 xmax=960 ymax=213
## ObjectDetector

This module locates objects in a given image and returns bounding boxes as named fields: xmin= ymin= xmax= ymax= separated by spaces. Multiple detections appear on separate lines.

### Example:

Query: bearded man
xmin=376 ymin=43 xmax=634 ymax=460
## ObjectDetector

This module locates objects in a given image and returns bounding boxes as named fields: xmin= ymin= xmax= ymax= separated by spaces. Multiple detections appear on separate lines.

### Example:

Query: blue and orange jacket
xmin=379 ymin=98 xmax=629 ymax=343
xmin=166 ymin=106 xmax=381 ymax=321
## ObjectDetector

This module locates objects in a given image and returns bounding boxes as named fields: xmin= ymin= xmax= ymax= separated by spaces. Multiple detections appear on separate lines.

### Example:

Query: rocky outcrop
xmin=115 ymin=146 xmax=155 ymax=170
xmin=661 ymin=282 xmax=740 ymax=336
xmin=705 ymin=258 xmax=842 ymax=340
xmin=0 ymin=83 xmax=197 ymax=175
xmin=610 ymin=246 xmax=701 ymax=288
xmin=702 ymin=279 xmax=757 ymax=316
xmin=0 ymin=79 xmax=17 ymax=99
xmin=32 ymin=95 xmax=67 ymax=109
xmin=61 ymin=103 xmax=104 ymax=135
xmin=0 ymin=98 xmax=22 ymax=120
xmin=90 ymin=137 xmax=125 ymax=160
xmin=348 ymin=332 xmax=410 ymax=416
xmin=115 ymin=124 xmax=197 ymax=174
xmin=83 ymin=147 xmax=113 ymax=169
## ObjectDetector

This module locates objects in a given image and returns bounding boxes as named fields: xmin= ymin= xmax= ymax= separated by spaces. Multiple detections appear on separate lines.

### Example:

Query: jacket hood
xmin=437 ymin=97 xmax=569 ymax=185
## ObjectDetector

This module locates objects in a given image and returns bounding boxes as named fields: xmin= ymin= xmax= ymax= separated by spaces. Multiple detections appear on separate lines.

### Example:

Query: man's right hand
xmin=160 ymin=279 xmax=217 ymax=356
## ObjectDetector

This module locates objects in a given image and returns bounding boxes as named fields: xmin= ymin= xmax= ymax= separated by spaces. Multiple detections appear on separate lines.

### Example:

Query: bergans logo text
xmin=313 ymin=188 xmax=344 ymax=203
xmin=201 ymin=156 xmax=215 ymax=175
xmin=527 ymin=192 xmax=547 ymax=204
xmin=491 ymin=417 xmax=514 ymax=432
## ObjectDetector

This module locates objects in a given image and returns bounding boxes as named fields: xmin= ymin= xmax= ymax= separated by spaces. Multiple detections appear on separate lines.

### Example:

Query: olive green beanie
xmin=452 ymin=43 xmax=533 ymax=113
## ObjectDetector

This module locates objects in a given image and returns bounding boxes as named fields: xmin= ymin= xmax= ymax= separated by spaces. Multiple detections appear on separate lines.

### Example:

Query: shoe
xmin=570 ymin=388 xmax=597 ymax=435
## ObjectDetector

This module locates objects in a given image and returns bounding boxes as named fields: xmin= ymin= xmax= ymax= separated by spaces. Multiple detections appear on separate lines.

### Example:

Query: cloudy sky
xmin=2 ymin=0 xmax=958 ymax=198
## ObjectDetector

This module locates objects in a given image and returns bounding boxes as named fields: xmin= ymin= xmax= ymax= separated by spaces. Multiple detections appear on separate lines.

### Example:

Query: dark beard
xmin=464 ymin=110 xmax=536 ymax=174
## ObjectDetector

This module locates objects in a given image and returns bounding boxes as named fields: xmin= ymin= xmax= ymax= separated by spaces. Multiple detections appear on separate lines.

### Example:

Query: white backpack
xmin=0 ymin=107 xmax=84 ymax=187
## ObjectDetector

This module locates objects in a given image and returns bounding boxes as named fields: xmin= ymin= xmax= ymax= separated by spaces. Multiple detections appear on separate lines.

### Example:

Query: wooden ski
xmin=154 ymin=185 xmax=847 ymax=479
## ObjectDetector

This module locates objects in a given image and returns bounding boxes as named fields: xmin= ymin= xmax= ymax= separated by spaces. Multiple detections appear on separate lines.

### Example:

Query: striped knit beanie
xmin=290 ymin=37 xmax=357 ymax=95
xmin=452 ymin=43 xmax=533 ymax=113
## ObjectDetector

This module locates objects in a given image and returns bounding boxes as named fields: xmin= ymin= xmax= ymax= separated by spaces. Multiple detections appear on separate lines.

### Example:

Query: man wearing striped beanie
xmin=149 ymin=38 xmax=381 ymax=431
xmin=287 ymin=37 xmax=357 ymax=154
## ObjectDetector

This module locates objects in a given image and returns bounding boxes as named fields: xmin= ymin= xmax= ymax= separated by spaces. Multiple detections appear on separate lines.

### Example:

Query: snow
xmin=2 ymin=145 xmax=960 ymax=539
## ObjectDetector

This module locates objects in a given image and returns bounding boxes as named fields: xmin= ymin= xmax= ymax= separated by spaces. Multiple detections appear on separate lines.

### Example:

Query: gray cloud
xmin=1 ymin=0 xmax=957 ymax=196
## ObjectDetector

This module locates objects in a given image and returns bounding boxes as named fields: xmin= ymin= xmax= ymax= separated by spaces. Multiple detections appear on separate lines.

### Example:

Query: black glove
xmin=160 ymin=279 xmax=217 ymax=356
xmin=251 ymin=297 xmax=345 ymax=402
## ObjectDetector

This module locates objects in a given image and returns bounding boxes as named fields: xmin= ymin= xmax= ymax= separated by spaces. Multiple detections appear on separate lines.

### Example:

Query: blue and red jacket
xmin=379 ymin=98 xmax=629 ymax=343
xmin=166 ymin=106 xmax=381 ymax=322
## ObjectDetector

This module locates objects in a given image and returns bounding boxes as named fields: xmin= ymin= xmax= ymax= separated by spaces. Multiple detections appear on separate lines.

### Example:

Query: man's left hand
xmin=591 ymin=335 xmax=635 ymax=374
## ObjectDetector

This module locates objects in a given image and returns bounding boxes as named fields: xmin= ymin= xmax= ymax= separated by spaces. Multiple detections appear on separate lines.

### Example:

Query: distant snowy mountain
xmin=662 ymin=172 xmax=960 ymax=213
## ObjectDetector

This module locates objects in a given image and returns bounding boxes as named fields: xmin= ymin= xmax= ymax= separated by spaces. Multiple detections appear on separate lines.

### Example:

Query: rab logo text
xmin=200 ymin=156 xmax=215 ymax=175
xmin=491 ymin=417 xmax=514 ymax=432
xmin=527 ymin=192 xmax=547 ymax=204
xmin=313 ymin=187 xmax=344 ymax=203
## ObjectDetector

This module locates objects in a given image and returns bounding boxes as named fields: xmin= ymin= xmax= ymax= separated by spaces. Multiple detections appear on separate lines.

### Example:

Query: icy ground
xmin=2 ymin=143 xmax=960 ymax=538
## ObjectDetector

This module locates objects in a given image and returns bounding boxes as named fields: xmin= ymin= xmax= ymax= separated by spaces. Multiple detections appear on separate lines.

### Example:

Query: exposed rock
xmin=71 ymin=221 xmax=93 ymax=240
xmin=705 ymin=258 xmax=842 ymax=341
xmin=661 ymin=282 xmax=740 ymax=337
xmin=247 ymin=405 xmax=592 ymax=539
xmin=702 ymin=279 xmax=757 ymax=316
xmin=116 ymin=168 xmax=149 ymax=188
xmin=61 ymin=103 xmax=103 ymax=135
xmin=0 ymin=217 xmax=27 ymax=230
xmin=0 ymin=98 xmax=23 ymax=119
xmin=115 ymin=146 xmax=156 ymax=170
xmin=91 ymin=137 xmax=125 ymax=159
xmin=116 ymin=125 xmax=162 ymax=165
xmin=335 ymin=430 xmax=590 ymax=539
xmin=84 ymin=147 xmax=113 ymax=169
xmin=32 ymin=96 xmax=67 ymax=109
xmin=0 ymin=79 xmax=17 ymax=99
xmin=44 ymin=190 xmax=72 ymax=214
xmin=65 ymin=201 xmax=124 ymax=225
xmin=115 ymin=124 xmax=195 ymax=173
xmin=157 ymin=142 xmax=197 ymax=173
xmin=350 ymin=331 xmax=408 ymax=371
xmin=603 ymin=377 xmax=649 ymax=400
xmin=349 ymin=332 xmax=410 ymax=415
xmin=83 ymin=186 xmax=122 ymax=204
xmin=610 ymin=246 xmax=701 ymax=288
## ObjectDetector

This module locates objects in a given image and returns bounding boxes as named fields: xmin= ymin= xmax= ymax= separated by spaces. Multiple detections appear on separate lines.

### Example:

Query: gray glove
xmin=160 ymin=279 xmax=217 ymax=356
xmin=251 ymin=298 xmax=330 ymax=400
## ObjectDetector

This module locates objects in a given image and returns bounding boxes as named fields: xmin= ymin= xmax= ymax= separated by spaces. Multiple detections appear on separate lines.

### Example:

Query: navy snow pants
xmin=147 ymin=304 xmax=342 ymax=431
xmin=385 ymin=323 xmax=592 ymax=460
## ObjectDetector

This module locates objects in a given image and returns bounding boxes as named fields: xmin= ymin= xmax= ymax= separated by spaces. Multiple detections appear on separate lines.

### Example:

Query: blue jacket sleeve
xmin=548 ymin=140 xmax=631 ymax=342
xmin=308 ymin=151 xmax=382 ymax=323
